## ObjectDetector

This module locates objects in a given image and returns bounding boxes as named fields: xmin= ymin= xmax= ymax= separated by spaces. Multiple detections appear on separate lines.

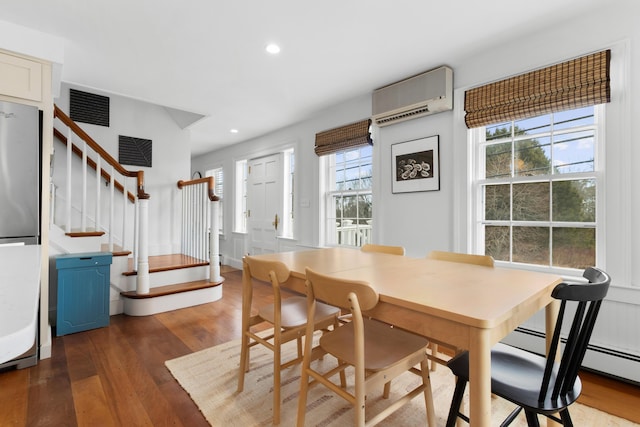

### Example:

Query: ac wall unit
xmin=372 ymin=66 xmax=453 ymax=127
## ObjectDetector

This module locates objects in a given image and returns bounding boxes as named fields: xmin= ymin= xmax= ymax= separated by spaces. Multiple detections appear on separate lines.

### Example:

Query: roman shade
xmin=464 ymin=50 xmax=611 ymax=129
xmin=314 ymin=119 xmax=372 ymax=156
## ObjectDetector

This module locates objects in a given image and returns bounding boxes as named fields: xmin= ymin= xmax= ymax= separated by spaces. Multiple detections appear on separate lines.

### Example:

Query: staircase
xmin=50 ymin=106 xmax=223 ymax=317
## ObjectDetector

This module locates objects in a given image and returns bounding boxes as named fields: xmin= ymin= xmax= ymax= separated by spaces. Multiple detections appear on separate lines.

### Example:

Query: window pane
xmin=513 ymin=182 xmax=549 ymax=221
xmin=485 ymin=141 xmax=512 ymax=179
xmin=357 ymin=194 xmax=372 ymax=223
xmin=485 ymin=225 xmax=510 ymax=261
xmin=486 ymin=122 xmax=512 ymax=142
xmin=552 ymin=179 xmax=596 ymax=222
xmin=553 ymin=106 xmax=594 ymax=130
xmin=514 ymin=114 xmax=551 ymax=135
xmin=515 ymin=136 xmax=551 ymax=176
xmin=485 ymin=184 xmax=510 ymax=221
xmin=552 ymin=227 xmax=595 ymax=269
xmin=553 ymin=129 xmax=595 ymax=174
xmin=513 ymin=226 xmax=549 ymax=264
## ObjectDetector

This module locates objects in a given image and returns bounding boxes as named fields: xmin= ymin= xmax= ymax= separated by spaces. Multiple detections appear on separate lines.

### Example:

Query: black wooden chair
xmin=445 ymin=267 xmax=611 ymax=427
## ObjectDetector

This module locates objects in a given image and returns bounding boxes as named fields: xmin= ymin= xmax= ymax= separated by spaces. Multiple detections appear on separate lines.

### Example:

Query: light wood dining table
xmin=242 ymin=247 xmax=563 ymax=427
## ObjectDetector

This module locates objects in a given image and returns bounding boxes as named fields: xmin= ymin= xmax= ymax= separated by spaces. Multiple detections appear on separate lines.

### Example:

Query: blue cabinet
xmin=56 ymin=252 xmax=112 ymax=336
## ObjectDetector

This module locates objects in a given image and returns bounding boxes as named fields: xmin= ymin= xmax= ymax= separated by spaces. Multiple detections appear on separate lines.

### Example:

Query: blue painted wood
xmin=56 ymin=252 xmax=112 ymax=336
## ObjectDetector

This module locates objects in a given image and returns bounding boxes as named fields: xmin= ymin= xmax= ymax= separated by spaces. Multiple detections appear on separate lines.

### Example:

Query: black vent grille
xmin=119 ymin=136 xmax=152 ymax=168
xmin=69 ymin=89 xmax=110 ymax=127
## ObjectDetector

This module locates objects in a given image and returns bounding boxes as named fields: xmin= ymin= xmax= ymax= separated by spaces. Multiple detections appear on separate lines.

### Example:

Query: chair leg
xmin=383 ymin=381 xmax=391 ymax=399
xmin=296 ymin=367 xmax=309 ymax=427
xmin=430 ymin=343 xmax=438 ymax=371
xmin=273 ymin=341 xmax=281 ymax=425
xmin=524 ymin=410 xmax=540 ymax=427
xmin=559 ymin=409 xmax=574 ymax=427
xmin=419 ymin=359 xmax=436 ymax=426
xmin=446 ymin=378 xmax=467 ymax=427
xmin=237 ymin=332 xmax=249 ymax=392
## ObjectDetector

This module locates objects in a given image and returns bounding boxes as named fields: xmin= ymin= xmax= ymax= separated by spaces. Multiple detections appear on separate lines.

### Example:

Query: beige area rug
xmin=165 ymin=335 xmax=638 ymax=427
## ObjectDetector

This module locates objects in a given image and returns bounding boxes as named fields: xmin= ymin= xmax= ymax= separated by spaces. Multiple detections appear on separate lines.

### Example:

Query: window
xmin=281 ymin=148 xmax=295 ymax=238
xmin=206 ymin=167 xmax=224 ymax=234
xmin=234 ymin=159 xmax=248 ymax=233
xmin=473 ymin=105 xmax=602 ymax=271
xmin=324 ymin=145 xmax=373 ymax=247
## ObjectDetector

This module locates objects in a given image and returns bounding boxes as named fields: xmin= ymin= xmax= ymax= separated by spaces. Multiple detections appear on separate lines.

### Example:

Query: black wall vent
xmin=69 ymin=89 xmax=110 ymax=127
xmin=119 ymin=136 xmax=152 ymax=168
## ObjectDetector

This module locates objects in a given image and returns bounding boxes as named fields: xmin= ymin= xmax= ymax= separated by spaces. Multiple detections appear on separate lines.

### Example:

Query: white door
xmin=247 ymin=153 xmax=282 ymax=255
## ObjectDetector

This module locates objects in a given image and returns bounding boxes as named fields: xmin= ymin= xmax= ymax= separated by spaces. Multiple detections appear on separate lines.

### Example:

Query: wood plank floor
xmin=1 ymin=266 xmax=638 ymax=426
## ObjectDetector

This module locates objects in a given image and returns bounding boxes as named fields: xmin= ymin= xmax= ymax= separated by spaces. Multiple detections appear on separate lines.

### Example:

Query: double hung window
xmin=474 ymin=106 xmax=601 ymax=270
xmin=324 ymin=145 xmax=373 ymax=247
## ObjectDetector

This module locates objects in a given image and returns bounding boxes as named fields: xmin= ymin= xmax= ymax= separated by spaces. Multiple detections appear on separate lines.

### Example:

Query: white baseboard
xmin=503 ymin=328 xmax=640 ymax=384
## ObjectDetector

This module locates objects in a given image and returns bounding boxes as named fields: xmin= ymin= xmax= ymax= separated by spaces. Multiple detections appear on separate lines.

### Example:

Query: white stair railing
xmin=52 ymin=105 xmax=151 ymax=294
xmin=177 ymin=177 xmax=222 ymax=283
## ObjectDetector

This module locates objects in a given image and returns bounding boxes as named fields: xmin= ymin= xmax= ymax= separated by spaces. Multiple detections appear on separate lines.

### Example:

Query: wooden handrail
xmin=53 ymin=128 xmax=136 ymax=203
xmin=54 ymin=105 xmax=149 ymax=199
xmin=177 ymin=176 xmax=220 ymax=201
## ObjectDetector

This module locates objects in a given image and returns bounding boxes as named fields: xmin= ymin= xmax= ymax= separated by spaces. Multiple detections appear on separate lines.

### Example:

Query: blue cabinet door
xmin=56 ymin=253 xmax=112 ymax=336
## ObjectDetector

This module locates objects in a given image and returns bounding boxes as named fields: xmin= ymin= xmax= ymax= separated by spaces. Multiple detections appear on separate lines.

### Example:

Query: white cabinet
xmin=0 ymin=51 xmax=42 ymax=101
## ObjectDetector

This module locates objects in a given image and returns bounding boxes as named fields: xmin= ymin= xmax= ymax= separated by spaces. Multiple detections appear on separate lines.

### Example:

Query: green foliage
xmin=484 ymin=125 xmax=595 ymax=267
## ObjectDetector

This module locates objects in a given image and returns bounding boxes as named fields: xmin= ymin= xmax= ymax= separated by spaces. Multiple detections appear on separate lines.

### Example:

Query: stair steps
xmin=119 ymin=254 xmax=223 ymax=316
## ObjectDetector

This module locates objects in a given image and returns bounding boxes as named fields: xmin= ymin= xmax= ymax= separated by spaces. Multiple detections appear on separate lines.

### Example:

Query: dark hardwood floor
xmin=1 ymin=266 xmax=638 ymax=426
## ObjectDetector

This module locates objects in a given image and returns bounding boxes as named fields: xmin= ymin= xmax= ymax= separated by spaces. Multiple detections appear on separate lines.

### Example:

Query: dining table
xmin=241 ymin=247 xmax=563 ymax=427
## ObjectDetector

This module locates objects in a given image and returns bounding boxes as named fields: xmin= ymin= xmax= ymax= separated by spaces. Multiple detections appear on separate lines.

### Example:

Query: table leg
xmin=468 ymin=328 xmax=491 ymax=427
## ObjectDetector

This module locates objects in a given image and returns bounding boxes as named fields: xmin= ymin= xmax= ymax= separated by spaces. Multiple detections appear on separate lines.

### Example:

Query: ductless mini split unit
xmin=372 ymin=66 xmax=453 ymax=126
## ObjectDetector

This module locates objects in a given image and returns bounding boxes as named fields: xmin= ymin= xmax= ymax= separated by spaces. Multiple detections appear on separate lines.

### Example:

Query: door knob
xmin=272 ymin=214 xmax=279 ymax=230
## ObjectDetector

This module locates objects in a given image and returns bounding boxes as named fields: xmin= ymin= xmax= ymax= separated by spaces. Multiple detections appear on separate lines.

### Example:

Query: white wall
xmin=192 ymin=2 xmax=640 ymax=380
xmin=55 ymin=83 xmax=191 ymax=256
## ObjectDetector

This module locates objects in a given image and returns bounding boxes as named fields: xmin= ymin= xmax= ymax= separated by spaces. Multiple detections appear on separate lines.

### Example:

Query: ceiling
xmin=0 ymin=0 xmax=607 ymax=156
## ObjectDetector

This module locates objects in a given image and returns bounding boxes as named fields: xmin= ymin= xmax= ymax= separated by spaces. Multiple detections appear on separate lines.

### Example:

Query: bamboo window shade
xmin=464 ymin=49 xmax=610 ymax=129
xmin=314 ymin=119 xmax=372 ymax=156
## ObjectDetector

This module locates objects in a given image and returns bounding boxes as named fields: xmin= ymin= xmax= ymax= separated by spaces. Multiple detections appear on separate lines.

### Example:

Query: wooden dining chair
xmin=361 ymin=243 xmax=406 ymax=256
xmin=426 ymin=250 xmax=495 ymax=371
xmin=427 ymin=249 xmax=495 ymax=267
xmin=445 ymin=267 xmax=611 ymax=427
xmin=297 ymin=267 xmax=436 ymax=427
xmin=237 ymin=256 xmax=341 ymax=425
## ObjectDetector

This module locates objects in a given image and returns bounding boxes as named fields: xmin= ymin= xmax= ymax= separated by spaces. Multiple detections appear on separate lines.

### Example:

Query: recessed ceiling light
xmin=265 ymin=43 xmax=281 ymax=54
xmin=230 ymin=129 xmax=239 ymax=134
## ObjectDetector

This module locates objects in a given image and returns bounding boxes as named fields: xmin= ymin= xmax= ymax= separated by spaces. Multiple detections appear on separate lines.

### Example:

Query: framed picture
xmin=391 ymin=135 xmax=440 ymax=193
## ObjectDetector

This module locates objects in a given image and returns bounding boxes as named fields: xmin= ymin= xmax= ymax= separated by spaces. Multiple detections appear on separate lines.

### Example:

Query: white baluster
xmin=95 ymin=156 xmax=101 ymax=234
xmin=81 ymin=141 xmax=87 ymax=232
xmin=109 ymin=166 xmax=114 ymax=252
xmin=122 ymin=178 xmax=127 ymax=253
xmin=65 ymin=129 xmax=72 ymax=233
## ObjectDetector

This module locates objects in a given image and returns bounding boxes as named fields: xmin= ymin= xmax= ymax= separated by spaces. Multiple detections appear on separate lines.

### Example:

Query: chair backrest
xmin=427 ymin=250 xmax=494 ymax=267
xmin=304 ymin=267 xmax=378 ymax=312
xmin=361 ymin=243 xmax=405 ymax=256
xmin=243 ymin=256 xmax=291 ymax=284
xmin=540 ymin=267 xmax=611 ymax=403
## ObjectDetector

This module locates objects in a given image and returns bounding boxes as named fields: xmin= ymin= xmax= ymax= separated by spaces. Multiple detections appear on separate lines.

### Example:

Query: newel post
xmin=209 ymin=197 xmax=223 ymax=283
xmin=136 ymin=196 xmax=150 ymax=294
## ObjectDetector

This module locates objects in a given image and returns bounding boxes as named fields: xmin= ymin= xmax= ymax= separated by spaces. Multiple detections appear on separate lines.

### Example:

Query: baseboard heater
xmin=504 ymin=327 xmax=640 ymax=386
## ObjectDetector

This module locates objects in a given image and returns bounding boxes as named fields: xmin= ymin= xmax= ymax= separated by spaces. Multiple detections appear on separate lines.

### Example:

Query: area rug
xmin=165 ymin=335 xmax=638 ymax=427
